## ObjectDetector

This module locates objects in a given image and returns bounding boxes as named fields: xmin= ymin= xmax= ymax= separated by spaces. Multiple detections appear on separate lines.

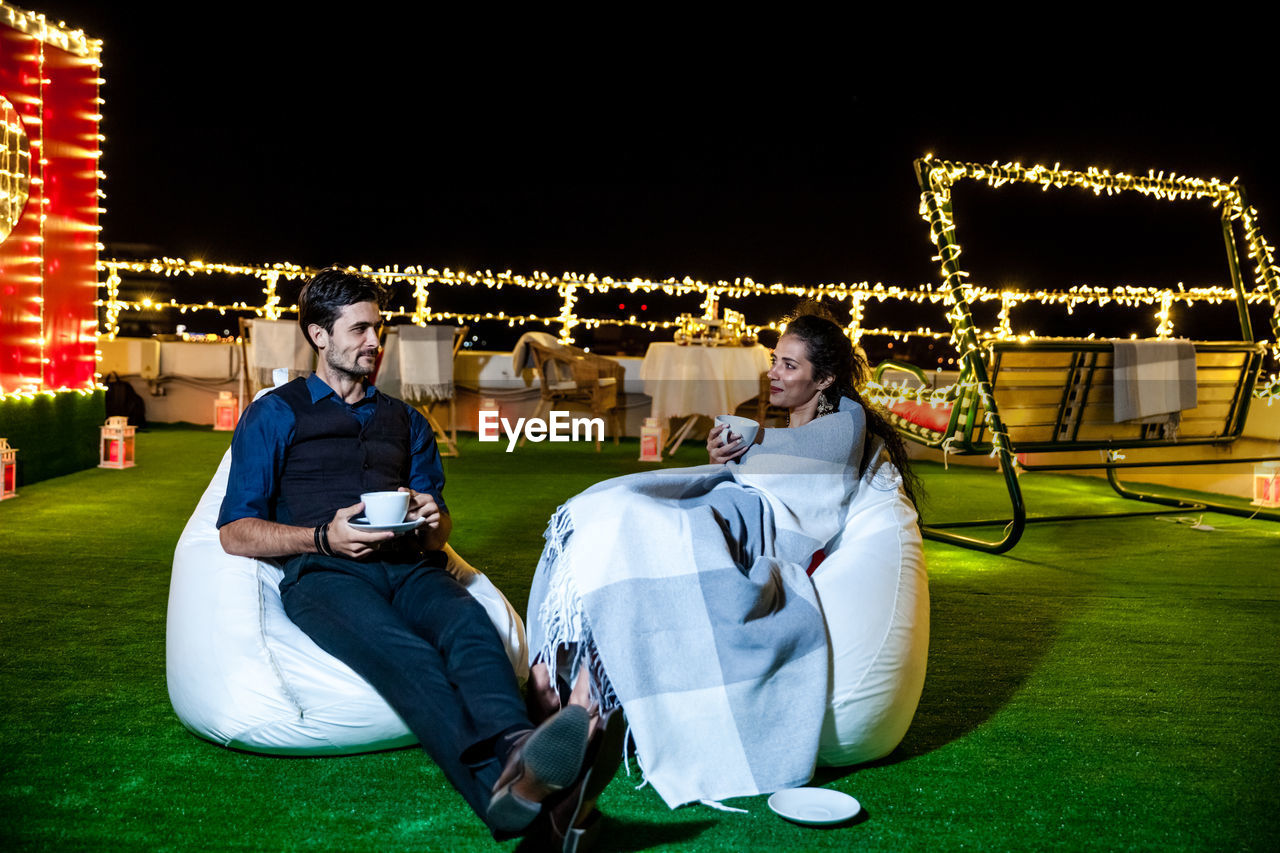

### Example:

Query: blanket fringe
xmin=629 ymin=732 xmax=650 ymax=792
xmin=535 ymin=506 xmax=623 ymax=712
xmin=401 ymin=381 xmax=454 ymax=403
xmin=535 ymin=506 xmax=586 ymax=690
xmin=623 ymin=723 xmax=638 ymax=781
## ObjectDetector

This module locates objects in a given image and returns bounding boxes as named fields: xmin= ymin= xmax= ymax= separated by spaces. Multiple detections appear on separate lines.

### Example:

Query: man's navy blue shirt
xmin=217 ymin=373 xmax=446 ymax=528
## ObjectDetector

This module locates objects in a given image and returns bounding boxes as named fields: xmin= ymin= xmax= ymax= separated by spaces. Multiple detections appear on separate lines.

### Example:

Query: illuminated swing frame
xmin=900 ymin=156 xmax=1280 ymax=553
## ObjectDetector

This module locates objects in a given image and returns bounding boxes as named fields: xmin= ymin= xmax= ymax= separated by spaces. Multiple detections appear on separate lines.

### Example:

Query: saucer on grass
xmin=767 ymin=788 xmax=860 ymax=826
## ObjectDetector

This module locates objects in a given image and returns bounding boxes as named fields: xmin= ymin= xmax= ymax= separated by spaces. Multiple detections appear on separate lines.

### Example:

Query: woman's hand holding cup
xmin=708 ymin=415 xmax=759 ymax=465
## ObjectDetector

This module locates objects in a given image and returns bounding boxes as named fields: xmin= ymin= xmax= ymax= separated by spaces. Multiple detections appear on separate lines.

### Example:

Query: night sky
xmin=27 ymin=4 xmax=1278 ymax=348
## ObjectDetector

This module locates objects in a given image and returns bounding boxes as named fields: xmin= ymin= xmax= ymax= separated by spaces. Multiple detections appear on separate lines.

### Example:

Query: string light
xmin=79 ymin=160 xmax=1279 ymax=405
xmin=97 ymin=259 xmax=1274 ymax=322
xmin=0 ymin=384 xmax=103 ymax=403
xmin=98 ymin=256 xmax=1276 ymax=398
xmin=916 ymin=155 xmax=1280 ymax=430
xmin=0 ymin=96 xmax=30 ymax=242
xmin=0 ymin=2 xmax=96 ymax=56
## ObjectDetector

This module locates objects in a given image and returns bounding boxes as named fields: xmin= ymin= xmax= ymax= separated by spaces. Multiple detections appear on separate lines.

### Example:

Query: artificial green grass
xmin=2 ymin=428 xmax=1277 ymax=851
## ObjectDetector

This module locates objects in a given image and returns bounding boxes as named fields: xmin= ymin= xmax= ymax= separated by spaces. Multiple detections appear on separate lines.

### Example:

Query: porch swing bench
xmin=876 ymin=338 xmax=1277 ymax=554
xmin=875 ymin=156 xmax=1280 ymax=553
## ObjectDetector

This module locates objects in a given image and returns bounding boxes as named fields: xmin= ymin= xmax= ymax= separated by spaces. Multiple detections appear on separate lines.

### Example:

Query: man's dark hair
xmin=297 ymin=267 xmax=387 ymax=352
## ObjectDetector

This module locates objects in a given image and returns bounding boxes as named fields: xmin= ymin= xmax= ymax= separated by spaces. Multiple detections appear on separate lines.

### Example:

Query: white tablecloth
xmin=640 ymin=343 xmax=771 ymax=421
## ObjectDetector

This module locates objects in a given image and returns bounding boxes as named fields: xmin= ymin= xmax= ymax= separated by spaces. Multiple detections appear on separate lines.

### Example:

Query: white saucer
xmin=350 ymin=516 xmax=426 ymax=535
xmin=767 ymin=788 xmax=860 ymax=825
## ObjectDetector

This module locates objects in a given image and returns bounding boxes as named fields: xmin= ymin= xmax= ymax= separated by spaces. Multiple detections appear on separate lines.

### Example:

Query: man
xmin=217 ymin=267 xmax=589 ymax=841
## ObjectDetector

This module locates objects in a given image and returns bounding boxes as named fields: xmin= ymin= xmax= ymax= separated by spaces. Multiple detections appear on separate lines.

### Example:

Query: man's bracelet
xmin=315 ymin=523 xmax=334 ymax=557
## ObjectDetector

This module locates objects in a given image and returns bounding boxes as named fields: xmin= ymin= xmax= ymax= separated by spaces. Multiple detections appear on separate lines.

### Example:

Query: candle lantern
xmin=0 ymin=438 xmax=17 ymax=500
xmin=477 ymin=396 xmax=499 ymax=434
xmin=213 ymin=392 xmax=240 ymax=431
xmin=639 ymin=417 xmax=663 ymax=462
xmin=99 ymin=416 xmax=136 ymax=469
xmin=1254 ymin=461 xmax=1280 ymax=508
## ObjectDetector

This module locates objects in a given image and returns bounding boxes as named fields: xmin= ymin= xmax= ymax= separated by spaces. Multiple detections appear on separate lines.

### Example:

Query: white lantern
xmin=1254 ymin=461 xmax=1280 ymax=508
xmin=213 ymin=391 xmax=239 ymax=431
xmin=477 ymin=396 xmax=499 ymax=433
xmin=99 ymin=416 xmax=136 ymax=469
xmin=0 ymin=438 xmax=17 ymax=500
xmin=638 ymin=417 xmax=663 ymax=462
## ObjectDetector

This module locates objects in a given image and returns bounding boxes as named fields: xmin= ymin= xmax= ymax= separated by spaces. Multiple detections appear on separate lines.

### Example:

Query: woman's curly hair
xmin=781 ymin=302 xmax=923 ymax=512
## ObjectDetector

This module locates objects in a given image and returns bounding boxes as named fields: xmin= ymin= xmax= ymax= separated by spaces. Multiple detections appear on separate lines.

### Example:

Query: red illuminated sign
xmin=0 ymin=4 xmax=101 ymax=394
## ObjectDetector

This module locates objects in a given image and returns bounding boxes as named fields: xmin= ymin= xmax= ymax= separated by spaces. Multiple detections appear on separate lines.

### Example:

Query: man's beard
xmin=326 ymin=347 xmax=376 ymax=380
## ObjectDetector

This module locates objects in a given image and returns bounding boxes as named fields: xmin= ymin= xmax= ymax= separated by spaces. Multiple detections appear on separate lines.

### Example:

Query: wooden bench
xmin=876 ymin=338 xmax=1277 ymax=552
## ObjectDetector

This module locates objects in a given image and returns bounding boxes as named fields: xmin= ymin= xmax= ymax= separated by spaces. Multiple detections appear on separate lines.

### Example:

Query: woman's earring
xmin=816 ymin=392 xmax=834 ymax=417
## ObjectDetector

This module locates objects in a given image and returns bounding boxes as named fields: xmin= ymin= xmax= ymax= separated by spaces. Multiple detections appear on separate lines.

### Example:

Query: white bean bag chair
xmin=812 ymin=439 xmax=929 ymax=766
xmin=167 ymin=448 xmax=529 ymax=755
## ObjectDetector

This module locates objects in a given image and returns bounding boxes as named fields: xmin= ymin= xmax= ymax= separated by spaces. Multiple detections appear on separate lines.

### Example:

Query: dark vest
xmin=271 ymin=377 xmax=412 ymax=528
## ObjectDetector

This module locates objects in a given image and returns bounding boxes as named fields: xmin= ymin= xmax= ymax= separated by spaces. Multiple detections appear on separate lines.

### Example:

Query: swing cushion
xmin=888 ymin=400 xmax=953 ymax=434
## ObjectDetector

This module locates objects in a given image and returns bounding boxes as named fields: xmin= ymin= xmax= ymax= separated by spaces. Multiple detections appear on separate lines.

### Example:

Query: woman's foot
xmin=527 ymin=660 xmax=563 ymax=724
xmin=568 ymin=659 xmax=592 ymax=711
xmin=531 ymin=654 xmax=600 ymax=734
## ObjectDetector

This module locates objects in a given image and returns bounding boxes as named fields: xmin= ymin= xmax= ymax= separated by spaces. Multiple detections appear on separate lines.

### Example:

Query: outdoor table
xmin=639 ymin=342 xmax=771 ymax=452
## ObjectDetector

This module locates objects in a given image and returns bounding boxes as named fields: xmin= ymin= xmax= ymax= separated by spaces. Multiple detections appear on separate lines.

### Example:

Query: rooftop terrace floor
xmin=2 ymin=427 xmax=1277 ymax=851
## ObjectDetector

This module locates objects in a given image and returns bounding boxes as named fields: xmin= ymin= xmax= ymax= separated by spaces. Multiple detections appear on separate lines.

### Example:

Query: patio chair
xmin=241 ymin=317 xmax=314 ymax=394
xmin=377 ymin=324 xmax=468 ymax=456
xmin=524 ymin=337 xmax=624 ymax=451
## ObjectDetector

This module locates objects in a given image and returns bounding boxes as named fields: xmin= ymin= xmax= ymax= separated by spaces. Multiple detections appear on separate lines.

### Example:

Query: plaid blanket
xmin=1113 ymin=339 xmax=1197 ymax=432
xmin=528 ymin=399 xmax=866 ymax=807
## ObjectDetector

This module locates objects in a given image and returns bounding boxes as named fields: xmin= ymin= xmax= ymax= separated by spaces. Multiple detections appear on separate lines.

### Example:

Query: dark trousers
xmin=280 ymin=553 xmax=531 ymax=829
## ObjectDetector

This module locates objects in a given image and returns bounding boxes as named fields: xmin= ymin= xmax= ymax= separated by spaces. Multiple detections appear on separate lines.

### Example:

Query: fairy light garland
xmin=98 ymin=259 xmax=1273 ymax=332
xmin=411 ymin=278 xmax=429 ymax=325
xmin=1239 ymin=202 xmax=1280 ymax=323
xmin=864 ymin=375 xmax=961 ymax=408
xmin=0 ymin=3 xmax=94 ymax=55
xmin=97 ymin=158 xmax=1280 ymax=401
xmin=0 ymin=384 xmax=103 ymax=403
xmin=918 ymin=156 xmax=1280 ymax=417
xmin=919 ymin=155 xmax=1280 ymax=402
xmin=921 ymin=174 xmax=1013 ymax=459
xmin=1155 ymin=291 xmax=1175 ymax=339
xmin=95 ymin=254 xmax=1278 ymax=402
xmin=556 ymin=282 xmax=580 ymax=344
xmin=35 ymin=39 xmax=46 ymax=376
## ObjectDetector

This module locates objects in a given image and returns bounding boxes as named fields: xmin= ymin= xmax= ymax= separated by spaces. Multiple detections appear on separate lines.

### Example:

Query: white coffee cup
xmin=360 ymin=490 xmax=410 ymax=526
xmin=714 ymin=414 xmax=759 ymax=448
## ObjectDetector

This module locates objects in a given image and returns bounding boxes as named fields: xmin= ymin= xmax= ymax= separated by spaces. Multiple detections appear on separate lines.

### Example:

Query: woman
xmin=525 ymin=307 xmax=919 ymax=841
xmin=708 ymin=309 xmax=920 ymax=503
